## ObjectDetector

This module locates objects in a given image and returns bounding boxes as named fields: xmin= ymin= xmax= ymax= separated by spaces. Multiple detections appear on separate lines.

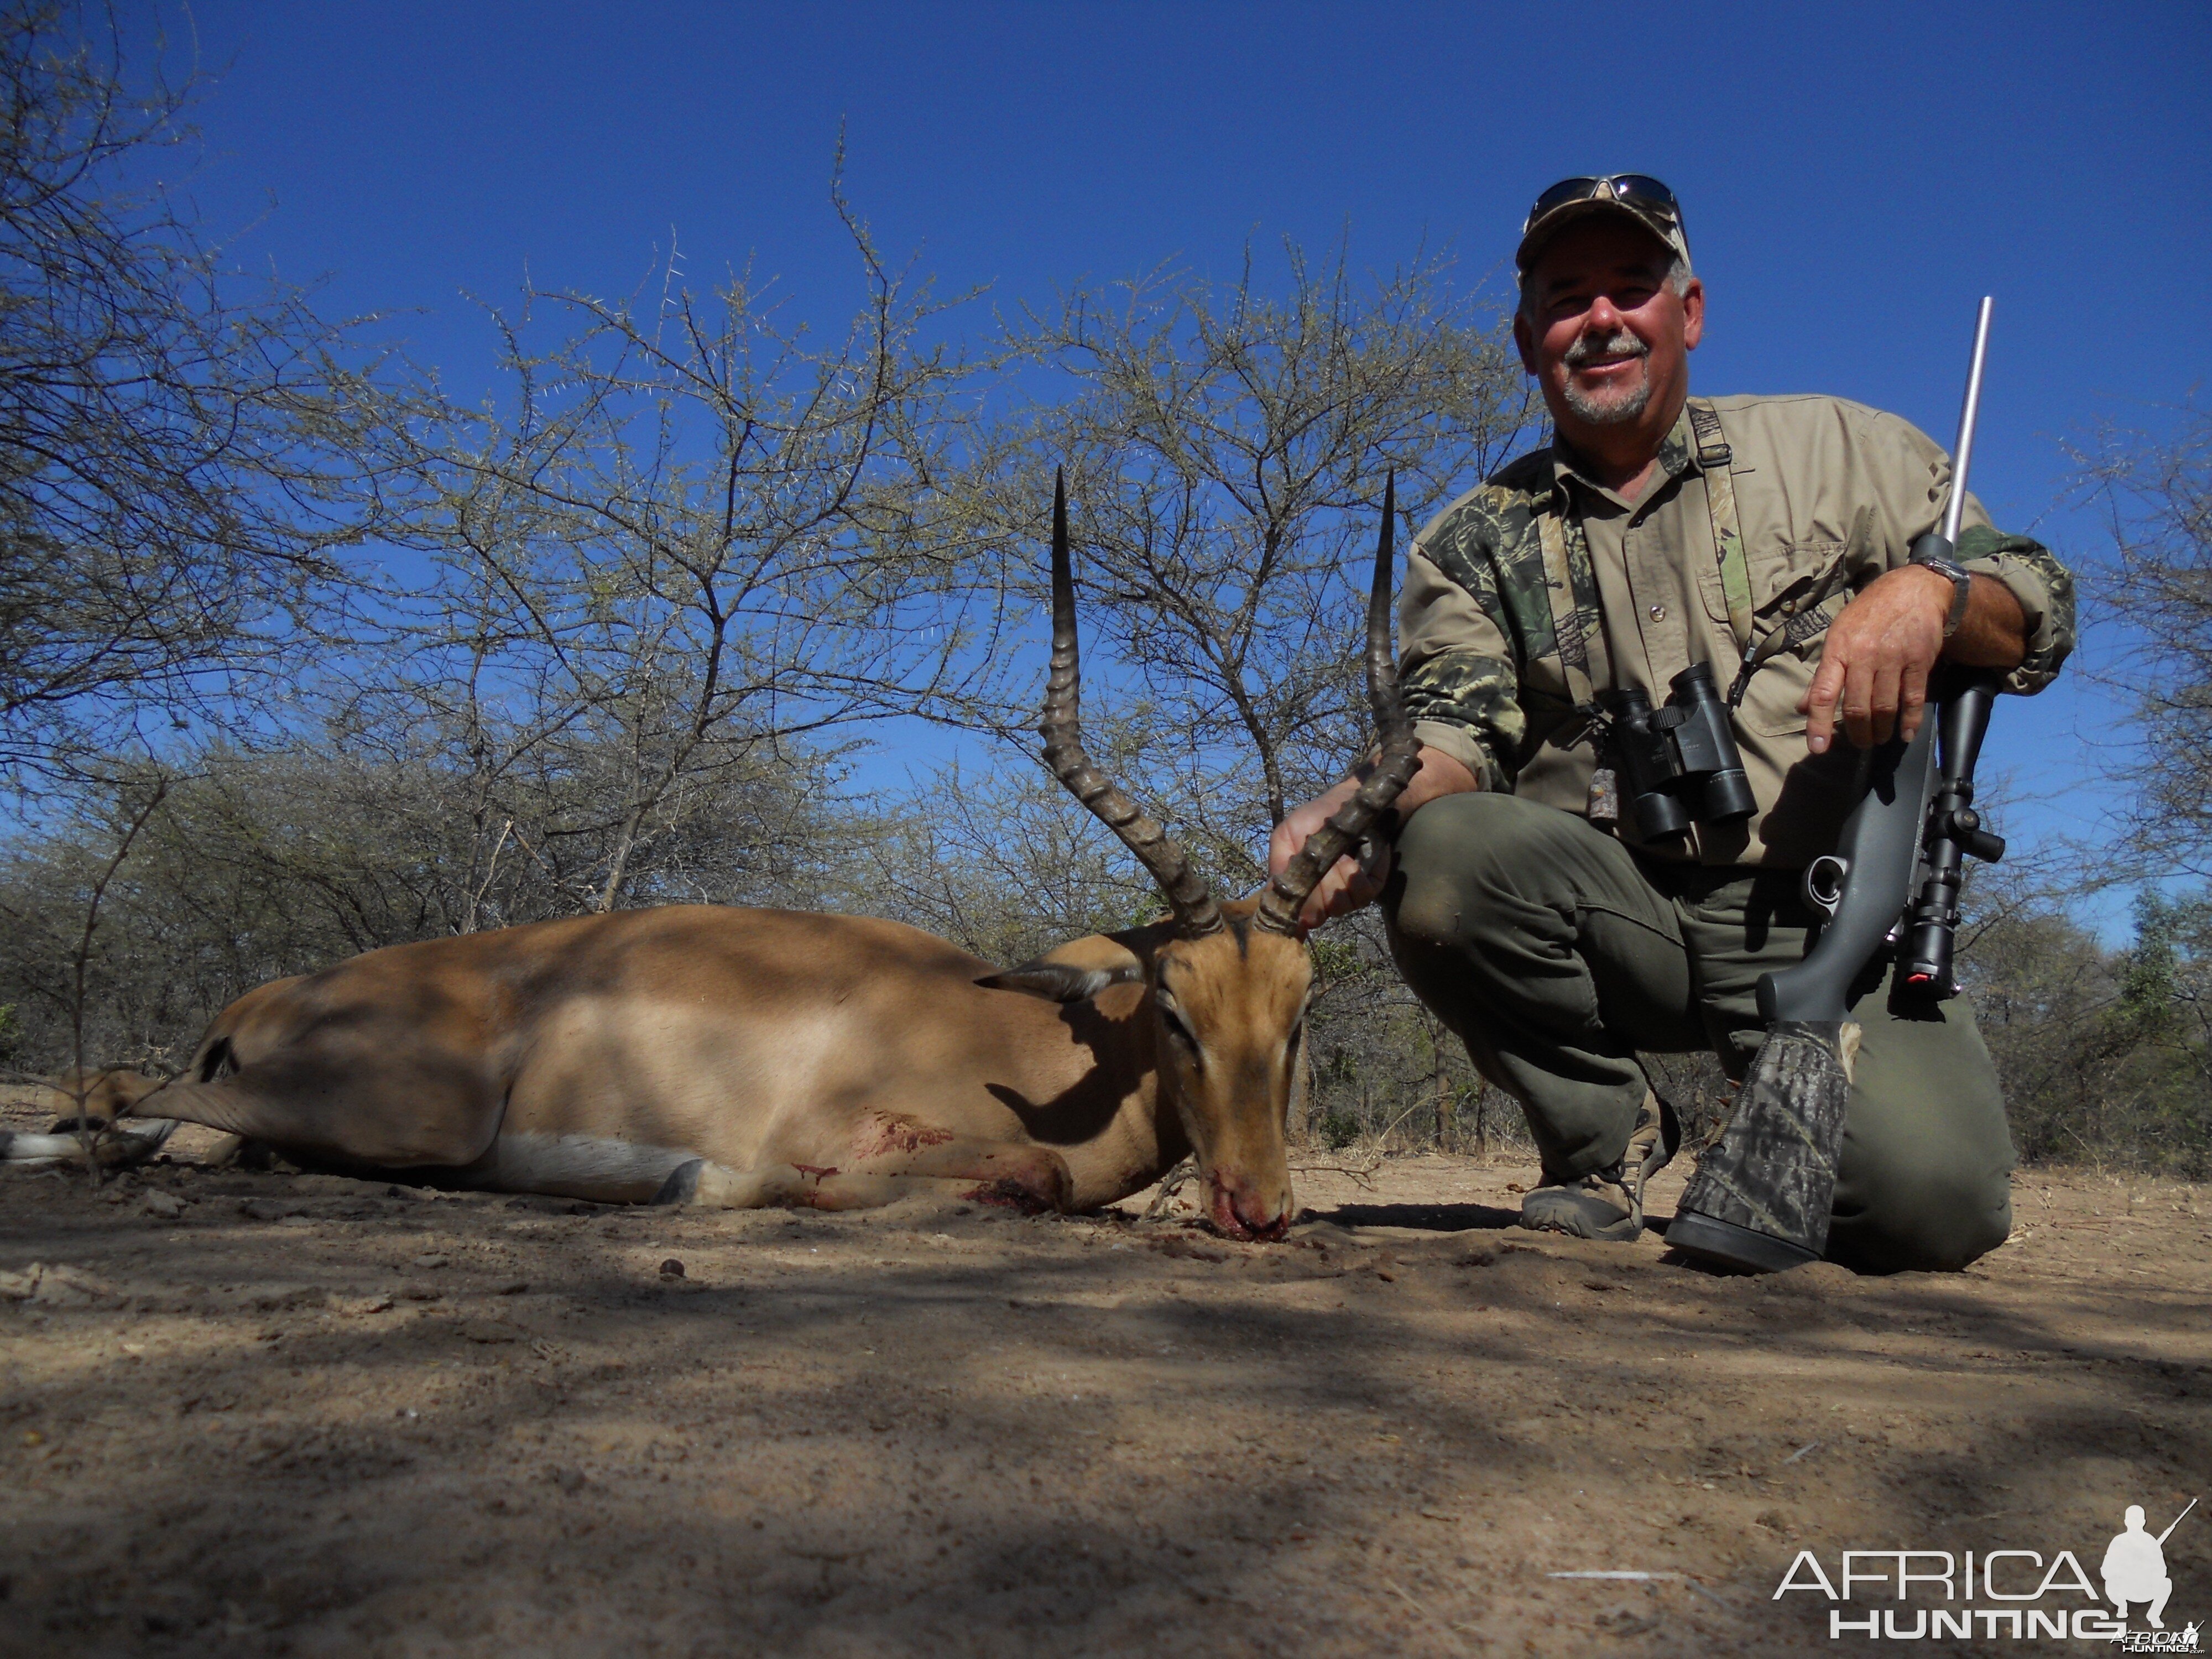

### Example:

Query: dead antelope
xmin=27 ymin=476 xmax=1417 ymax=1240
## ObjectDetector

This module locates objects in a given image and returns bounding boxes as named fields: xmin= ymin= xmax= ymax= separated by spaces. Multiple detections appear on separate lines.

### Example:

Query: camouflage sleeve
xmin=1953 ymin=524 xmax=2075 ymax=695
xmin=1848 ymin=405 xmax=2077 ymax=696
xmin=1398 ymin=526 xmax=1522 ymax=791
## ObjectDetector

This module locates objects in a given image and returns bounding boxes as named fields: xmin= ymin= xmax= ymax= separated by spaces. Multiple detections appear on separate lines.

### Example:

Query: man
xmin=1270 ymin=176 xmax=2073 ymax=1273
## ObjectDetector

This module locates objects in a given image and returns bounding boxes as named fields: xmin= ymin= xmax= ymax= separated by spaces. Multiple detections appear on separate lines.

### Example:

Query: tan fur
xmin=44 ymin=1067 xmax=169 ymax=1126
xmin=96 ymin=899 xmax=1314 ymax=1237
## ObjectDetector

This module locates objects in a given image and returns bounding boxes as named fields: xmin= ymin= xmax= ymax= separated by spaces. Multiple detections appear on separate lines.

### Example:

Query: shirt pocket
xmin=1729 ymin=541 xmax=1853 ymax=738
xmin=1698 ymin=537 xmax=1849 ymax=627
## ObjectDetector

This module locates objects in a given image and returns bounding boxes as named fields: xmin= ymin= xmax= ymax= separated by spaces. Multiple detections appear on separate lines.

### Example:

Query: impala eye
xmin=1157 ymin=1002 xmax=1199 ymax=1053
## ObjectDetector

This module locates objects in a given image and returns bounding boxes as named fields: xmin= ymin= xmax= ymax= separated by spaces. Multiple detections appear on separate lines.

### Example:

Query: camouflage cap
xmin=1516 ymin=174 xmax=1692 ymax=278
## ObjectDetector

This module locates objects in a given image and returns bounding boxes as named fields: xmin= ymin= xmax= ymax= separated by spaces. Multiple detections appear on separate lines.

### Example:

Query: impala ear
xmin=977 ymin=940 xmax=1145 ymax=1004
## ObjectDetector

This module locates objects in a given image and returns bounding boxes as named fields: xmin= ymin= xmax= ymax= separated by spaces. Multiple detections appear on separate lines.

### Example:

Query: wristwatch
xmin=1909 ymin=552 xmax=1974 ymax=640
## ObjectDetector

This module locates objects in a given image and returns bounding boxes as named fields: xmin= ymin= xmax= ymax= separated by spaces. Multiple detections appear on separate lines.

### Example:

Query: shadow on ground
xmin=1 ymin=1152 xmax=2206 ymax=1657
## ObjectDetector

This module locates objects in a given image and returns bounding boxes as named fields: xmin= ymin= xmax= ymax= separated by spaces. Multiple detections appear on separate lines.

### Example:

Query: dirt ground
xmin=2 ymin=1105 xmax=2207 ymax=1658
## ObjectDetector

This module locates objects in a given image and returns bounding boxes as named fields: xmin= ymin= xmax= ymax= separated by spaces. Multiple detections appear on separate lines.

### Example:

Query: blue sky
xmin=174 ymin=0 xmax=2210 ymax=919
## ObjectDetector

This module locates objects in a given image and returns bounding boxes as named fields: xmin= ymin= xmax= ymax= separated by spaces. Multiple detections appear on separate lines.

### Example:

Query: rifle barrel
xmin=2157 ymin=1496 xmax=2198 ymax=1545
xmin=1942 ymin=296 xmax=1995 ymax=546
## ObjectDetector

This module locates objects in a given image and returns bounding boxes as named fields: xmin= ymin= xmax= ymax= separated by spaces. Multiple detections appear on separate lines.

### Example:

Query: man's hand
xmin=1266 ymin=748 xmax=1480 ymax=933
xmin=1800 ymin=566 xmax=2027 ymax=753
xmin=1268 ymin=776 xmax=1378 ymax=932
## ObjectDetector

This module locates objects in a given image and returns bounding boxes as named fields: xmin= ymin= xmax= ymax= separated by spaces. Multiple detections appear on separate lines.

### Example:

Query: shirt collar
xmin=1545 ymin=404 xmax=1703 ymax=508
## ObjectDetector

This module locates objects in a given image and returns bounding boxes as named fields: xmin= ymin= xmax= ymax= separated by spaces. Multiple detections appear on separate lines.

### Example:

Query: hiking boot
xmin=1520 ymin=1088 xmax=1681 ymax=1243
xmin=1520 ymin=1167 xmax=1641 ymax=1240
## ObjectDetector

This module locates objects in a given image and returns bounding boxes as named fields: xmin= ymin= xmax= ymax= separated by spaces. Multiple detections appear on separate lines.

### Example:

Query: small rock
xmin=496 ymin=1280 xmax=530 ymax=1296
xmin=29 ymin=1264 xmax=117 ymax=1307
xmin=462 ymin=1318 xmax=521 ymax=1344
xmin=400 ymin=1284 xmax=442 ymax=1302
xmin=140 ymin=1191 xmax=187 ymax=1220
xmin=342 ymin=1295 xmax=394 ymax=1316
xmin=659 ymin=1258 xmax=685 ymax=1279
xmin=410 ymin=1253 xmax=450 ymax=1270
xmin=238 ymin=1198 xmax=305 ymax=1222
xmin=0 ymin=1264 xmax=41 ymax=1300
xmin=547 ymin=1466 xmax=587 ymax=1493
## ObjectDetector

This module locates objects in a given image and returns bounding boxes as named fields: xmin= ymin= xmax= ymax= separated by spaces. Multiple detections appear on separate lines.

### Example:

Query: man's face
xmin=1514 ymin=217 xmax=1704 ymax=443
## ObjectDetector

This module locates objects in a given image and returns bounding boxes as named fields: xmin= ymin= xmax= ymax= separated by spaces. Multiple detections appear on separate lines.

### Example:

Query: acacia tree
xmin=2074 ymin=405 xmax=2211 ymax=874
xmin=993 ymin=242 xmax=1535 ymax=858
xmin=0 ymin=1 xmax=393 ymax=778
xmin=389 ymin=207 xmax=1008 ymax=915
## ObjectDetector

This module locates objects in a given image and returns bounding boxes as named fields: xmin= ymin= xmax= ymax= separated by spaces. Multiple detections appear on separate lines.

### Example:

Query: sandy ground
xmin=1 ymin=1107 xmax=2208 ymax=1658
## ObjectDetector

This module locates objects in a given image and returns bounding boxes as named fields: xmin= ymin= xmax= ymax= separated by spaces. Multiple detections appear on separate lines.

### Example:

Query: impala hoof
xmin=652 ymin=1160 xmax=705 ymax=1205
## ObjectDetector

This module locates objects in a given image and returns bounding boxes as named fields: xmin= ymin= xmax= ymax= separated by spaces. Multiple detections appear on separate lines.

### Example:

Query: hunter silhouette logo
xmin=2105 ymin=1501 xmax=2193 ymax=1630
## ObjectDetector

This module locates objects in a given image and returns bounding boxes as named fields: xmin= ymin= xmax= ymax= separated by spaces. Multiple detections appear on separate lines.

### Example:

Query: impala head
xmin=988 ymin=471 xmax=1419 ymax=1241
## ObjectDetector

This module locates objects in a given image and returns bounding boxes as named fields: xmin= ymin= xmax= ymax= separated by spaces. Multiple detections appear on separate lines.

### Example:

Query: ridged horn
xmin=1040 ymin=468 xmax=1224 ymax=937
xmin=1254 ymin=469 xmax=1422 ymax=937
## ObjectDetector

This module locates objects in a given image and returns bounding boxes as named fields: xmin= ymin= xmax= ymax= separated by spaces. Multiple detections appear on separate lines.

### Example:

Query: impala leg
xmin=655 ymin=1141 xmax=1073 ymax=1214
xmin=102 ymin=1068 xmax=504 ymax=1176
xmin=0 ymin=1120 xmax=176 ymax=1168
xmin=653 ymin=1162 xmax=971 ymax=1211
xmin=851 ymin=1137 xmax=1074 ymax=1209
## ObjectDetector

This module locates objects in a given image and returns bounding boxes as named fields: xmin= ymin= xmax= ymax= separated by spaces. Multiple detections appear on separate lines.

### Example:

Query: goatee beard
xmin=1561 ymin=327 xmax=1652 ymax=426
xmin=1563 ymin=377 xmax=1652 ymax=426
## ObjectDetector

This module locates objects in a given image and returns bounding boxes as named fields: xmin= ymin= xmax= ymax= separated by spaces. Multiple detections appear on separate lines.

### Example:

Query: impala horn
xmin=1253 ymin=470 xmax=1422 ymax=937
xmin=1041 ymin=469 xmax=1225 ymax=938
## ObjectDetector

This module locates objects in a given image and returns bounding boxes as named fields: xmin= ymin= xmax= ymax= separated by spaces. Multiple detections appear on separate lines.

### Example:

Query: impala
xmin=28 ymin=478 xmax=1418 ymax=1240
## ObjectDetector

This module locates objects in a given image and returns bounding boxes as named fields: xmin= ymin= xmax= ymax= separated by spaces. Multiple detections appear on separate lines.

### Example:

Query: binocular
xmin=1608 ymin=662 xmax=1757 ymax=841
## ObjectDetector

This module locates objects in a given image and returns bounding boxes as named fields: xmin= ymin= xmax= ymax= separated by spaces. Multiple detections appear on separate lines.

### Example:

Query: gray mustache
xmin=1564 ymin=329 xmax=1649 ymax=366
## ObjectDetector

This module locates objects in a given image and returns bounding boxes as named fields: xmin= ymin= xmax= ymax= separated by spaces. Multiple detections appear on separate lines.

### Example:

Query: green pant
xmin=1383 ymin=791 xmax=2015 ymax=1273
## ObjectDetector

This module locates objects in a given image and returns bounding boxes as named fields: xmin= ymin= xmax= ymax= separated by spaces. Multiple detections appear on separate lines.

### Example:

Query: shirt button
xmin=1648 ymin=603 xmax=1666 ymax=622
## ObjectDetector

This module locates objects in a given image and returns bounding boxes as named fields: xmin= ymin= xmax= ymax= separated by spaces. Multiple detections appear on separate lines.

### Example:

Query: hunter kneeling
xmin=1272 ymin=175 xmax=2074 ymax=1274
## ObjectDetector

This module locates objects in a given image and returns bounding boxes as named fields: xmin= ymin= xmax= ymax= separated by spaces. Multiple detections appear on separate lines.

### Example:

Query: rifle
xmin=1665 ymin=298 xmax=2008 ymax=1274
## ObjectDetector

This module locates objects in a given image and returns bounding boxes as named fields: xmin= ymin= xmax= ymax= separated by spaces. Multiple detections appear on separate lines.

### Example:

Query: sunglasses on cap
xmin=1522 ymin=174 xmax=1683 ymax=235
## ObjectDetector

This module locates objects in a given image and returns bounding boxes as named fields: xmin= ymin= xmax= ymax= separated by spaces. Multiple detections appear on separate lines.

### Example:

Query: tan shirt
xmin=1399 ymin=394 xmax=2075 ymax=867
